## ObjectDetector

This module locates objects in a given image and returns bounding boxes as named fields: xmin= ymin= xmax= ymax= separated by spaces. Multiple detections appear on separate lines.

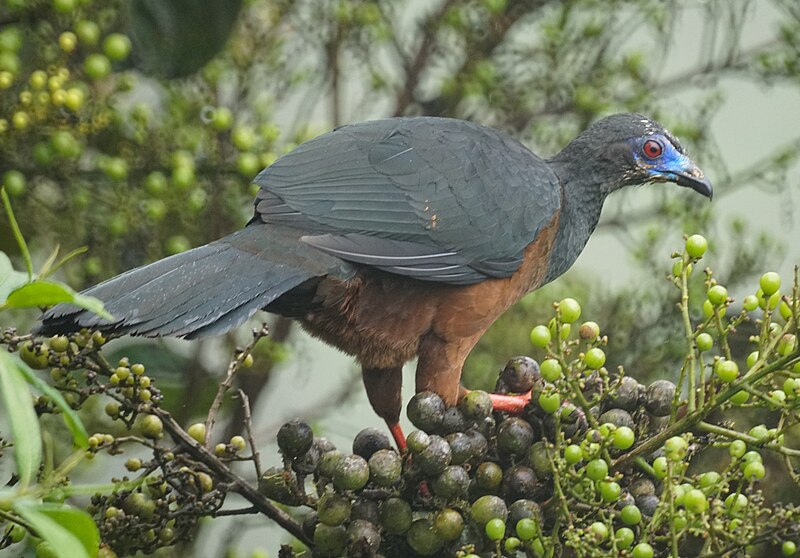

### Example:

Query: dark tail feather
xmin=37 ymin=226 xmax=351 ymax=338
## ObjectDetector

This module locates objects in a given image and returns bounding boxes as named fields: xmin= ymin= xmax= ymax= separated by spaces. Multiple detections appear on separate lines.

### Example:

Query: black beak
xmin=674 ymin=170 xmax=713 ymax=200
xmin=655 ymin=162 xmax=713 ymax=200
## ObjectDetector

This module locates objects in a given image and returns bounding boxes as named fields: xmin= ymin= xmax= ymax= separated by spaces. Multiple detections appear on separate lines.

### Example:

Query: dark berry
xmin=433 ymin=508 xmax=464 ymax=541
xmin=332 ymin=454 xmax=370 ymax=491
xmin=353 ymin=427 xmax=391 ymax=459
xmin=346 ymin=519 xmax=381 ymax=555
xmin=368 ymin=449 xmax=402 ymax=486
xmin=645 ymin=380 xmax=676 ymax=417
xmin=406 ymin=517 xmax=444 ymax=556
xmin=503 ymin=465 xmax=538 ymax=500
xmin=317 ymin=492 xmax=351 ymax=526
xmin=277 ymin=418 xmax=314 ymax=458
xmin=416 ymin=435 xmax=452 ymax=476
xmin=380 ymin=497 xmax=412 ymax=534
xmin=500 ymin=356 xmax=541 ymax=392
xmin=497 ymin=417 xmax=534 ymax=457
xmin=407 ymin=392 xmax=446 ymax=432
xmin=431 ymin=465 xmax=470 ymax=499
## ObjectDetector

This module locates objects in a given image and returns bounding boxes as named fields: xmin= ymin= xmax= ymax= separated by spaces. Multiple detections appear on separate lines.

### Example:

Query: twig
xmin=152 ymin=407 xmax=311 ymax=547
xmin=238 ymin=389 xmax=261 ymax=478
xmin=213 ymin=506 xmax=258 ymax=517
xmin=205 ymin=324 xmax=269 ymax=448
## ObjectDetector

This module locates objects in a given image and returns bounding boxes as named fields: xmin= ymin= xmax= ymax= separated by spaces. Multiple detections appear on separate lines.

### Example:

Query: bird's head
xmin=553 ymin=113 xmax=713 ymax=199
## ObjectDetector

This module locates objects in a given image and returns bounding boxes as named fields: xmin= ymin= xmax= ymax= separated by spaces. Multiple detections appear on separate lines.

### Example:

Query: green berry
xmin=652 ymin=456 xmax=668 ymax=479
xmin=696 ymin=332 xmax=713 ymax=352
xmin=2 ymin=169 xmax=26 ymax=196
xmin=211 ymin=107 xmax=234 ymax=130
xmin=715 ymin=359 xmax=739 ymax=383
xmin=515 ymin=518 xmax=537 ymax=541
xmin=75 ymin=20 xmax=100 ymax=45
xmin=140 ymin=415 xmax=163 ymax=439
xmin=485 ymin=517 xmax=505 ymax=541
xmin=760 ymin=272 xmax=781 ymax=296
xmin=620 ymin=504 xmax=641 ymax=525
xmin=632 ymin=543 xmax=654 ymax=558
xmin=749 ymin=424 xmax=769 ymax=441
xmin=724 ymin=493 xmax=747 ymax=514
xmin=230 ymin=436 xmax=246 ymax=452
xmin=236 ymin=152 xmax=261 ymax=177
xmin=729 ymin=390 xmax=749 ymax=406
xmin=530 ymin=325 xmax=551 ymax=348
xmin=685 ymin=234 xmax=707 ymax=258
xmin=757 ymin=288 xmax=781 ymax=310
xmin=743 ymin=295 xmax=759 ymax=312
xmin=779 ymin=334 xmax=797 ymax=356
xmin=589 ymin=521 xmax=608 ymax=541
xmin=683 ymin=489 xmax=708 ymax=513
xmin=612 ymin=426 xmax=635 ymax=450
xmin=564 ymin=444 xmax=583 ymax=464
xmin=782 ymin=541 xmax=797 ymax=556
xmin=743 ymin=461 xmax=766 ymax=481
xmin=103 ymin=33 xmax=132 ymax=61
xmin=84 ymin=54 xmax=112 ymax=80
xmin=584 ymin=347 xmax=606 ymax=369
xmin=538 ymin=391 xmax=561 ymax=414
xmin=585 ymin=458 xmax=608 ymax=481
xmin=52 ymin=0 xmax=77 ymax=13
xmin=707 ymin=285 xmax=728 ymax=306
xmin=558 ymin=297 xmax=581 ymax=323
xmin=729 ymin=439 xmax=747 ymax=458
xmin=187 ymin=422 xmax=206 ymax=443
xmin=600 ymin=481 xmax=621 ymax=502
xmin=615 ymin=527 xmax=635 ymax=549
xmin=540 ymin=359 xmax=562 ymax=382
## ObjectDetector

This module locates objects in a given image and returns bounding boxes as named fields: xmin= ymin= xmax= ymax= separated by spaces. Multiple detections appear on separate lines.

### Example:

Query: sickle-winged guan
xmin=38 ymin=113 xmax=712 ymax=448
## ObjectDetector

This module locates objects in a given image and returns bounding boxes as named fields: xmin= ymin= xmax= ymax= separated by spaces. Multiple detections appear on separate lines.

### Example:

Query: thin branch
xmin=152 ymin=407 xmax=311 ymax=547
xmin=205 ymin=324 xmax=270 ymax=448
xmin=238 ymin=388 xmax=262 ymax=478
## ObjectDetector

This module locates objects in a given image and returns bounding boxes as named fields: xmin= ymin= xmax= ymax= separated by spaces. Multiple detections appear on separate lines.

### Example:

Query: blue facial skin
xmin=631 ymin=134 xmax=713 ymax=199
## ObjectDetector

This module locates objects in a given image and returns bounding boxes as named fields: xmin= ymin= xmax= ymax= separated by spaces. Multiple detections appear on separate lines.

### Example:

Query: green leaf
xmin=2 ymin=280 xmax=112 ymax=320
xmin=0 ymin=251 xmax=30 ymax=303
xmin=0 ymin=351 xmax=42 ymax=488
xmin=15 ymin=359 xmax=89 ymax=448
xmin=14 ymin=501 xmax=99 ymax=558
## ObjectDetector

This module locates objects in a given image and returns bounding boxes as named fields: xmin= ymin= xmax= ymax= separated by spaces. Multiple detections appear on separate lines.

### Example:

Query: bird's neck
xmin=541 ymin=159 xmax=609 ymax=284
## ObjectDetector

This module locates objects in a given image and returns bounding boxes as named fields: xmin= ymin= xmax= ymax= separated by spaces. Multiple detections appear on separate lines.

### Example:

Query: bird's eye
xmin=643 ymin=139 xmax=663 ymax=159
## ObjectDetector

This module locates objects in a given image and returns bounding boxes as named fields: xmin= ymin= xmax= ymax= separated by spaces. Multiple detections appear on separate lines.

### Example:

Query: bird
xmin=37 ymin=113 xmax=712 ymax=450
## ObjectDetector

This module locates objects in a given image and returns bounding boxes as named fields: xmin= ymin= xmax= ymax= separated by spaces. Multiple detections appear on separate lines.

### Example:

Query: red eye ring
xmin=643 ymin=139 xmax=663 ymax=159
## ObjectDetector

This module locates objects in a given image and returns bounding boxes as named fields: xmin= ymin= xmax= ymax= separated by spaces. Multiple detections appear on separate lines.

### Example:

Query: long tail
xmin=36 ymin=226 xmax=351 ymax=339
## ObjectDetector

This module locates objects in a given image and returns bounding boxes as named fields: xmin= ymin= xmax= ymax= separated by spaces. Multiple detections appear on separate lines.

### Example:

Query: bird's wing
xmin=252 ymin=117 xmax=561 ymax=285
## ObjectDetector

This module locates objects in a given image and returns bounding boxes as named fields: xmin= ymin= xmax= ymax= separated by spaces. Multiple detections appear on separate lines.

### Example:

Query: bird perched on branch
xmin=38 ymin=113 xmax=712 ymax=449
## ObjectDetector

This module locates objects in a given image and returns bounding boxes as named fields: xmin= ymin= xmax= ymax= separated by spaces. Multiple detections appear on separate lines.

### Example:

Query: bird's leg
xmin=361 ymin=365 xmax=406 ymax=452
xmin=415 ymin=332 xmax=478 ymax=406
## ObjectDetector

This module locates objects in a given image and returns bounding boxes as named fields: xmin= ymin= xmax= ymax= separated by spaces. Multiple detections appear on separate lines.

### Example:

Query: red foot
xmin=386 ymin=421 xmax=430 ymax=497
xmin=387 ymin=421 xmax=408 ymax=453
xmin=488 ymin=391 xmax=532 ymax=414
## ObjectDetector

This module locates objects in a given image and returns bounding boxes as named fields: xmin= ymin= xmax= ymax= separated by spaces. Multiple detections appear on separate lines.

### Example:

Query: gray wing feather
xmin=252 ymin=117 xmax=561 ymax=284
